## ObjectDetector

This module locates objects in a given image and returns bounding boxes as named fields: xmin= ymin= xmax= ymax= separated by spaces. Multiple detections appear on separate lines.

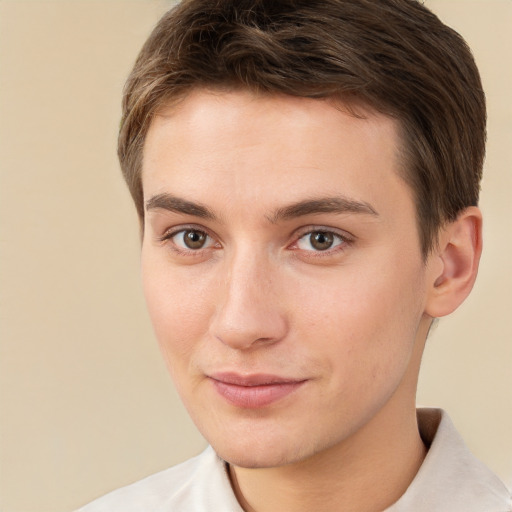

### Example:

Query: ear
xmin=425 ymin=206 xmax=483 ymax=318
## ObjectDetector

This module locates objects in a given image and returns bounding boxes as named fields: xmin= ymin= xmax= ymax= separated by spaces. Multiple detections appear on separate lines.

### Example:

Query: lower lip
xmin=211 ymin=380 xmax=305 ymax=409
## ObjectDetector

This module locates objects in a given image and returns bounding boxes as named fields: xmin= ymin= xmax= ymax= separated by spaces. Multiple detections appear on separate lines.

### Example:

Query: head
xmin=121 ymin=0 xmax=485 ymax=469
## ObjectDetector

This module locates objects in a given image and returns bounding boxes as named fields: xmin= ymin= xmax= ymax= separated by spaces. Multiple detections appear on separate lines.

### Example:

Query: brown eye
xmin=296 ymin=230 xmax=344 ymax=252
xmin=168 ymin=229 xmax=212 ymax=250
xmin=182 ymin=230 xmax=207 ymax=249
xmin=310 ymin=232 xmax=334 ymax=251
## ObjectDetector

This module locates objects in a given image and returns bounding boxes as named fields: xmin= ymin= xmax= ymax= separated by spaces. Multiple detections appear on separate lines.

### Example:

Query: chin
xmin=215 ymin=446 xmax=292 ymax=469
xmin=207 ymin=430 xmax=317 ymax=469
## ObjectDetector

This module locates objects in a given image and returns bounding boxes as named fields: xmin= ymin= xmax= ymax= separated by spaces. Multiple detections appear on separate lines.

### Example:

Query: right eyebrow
xmin=145 ymin=193 xmax=217 ymax=220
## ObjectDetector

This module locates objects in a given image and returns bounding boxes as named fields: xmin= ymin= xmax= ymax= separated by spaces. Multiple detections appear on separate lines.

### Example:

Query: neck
xmin=230 ymin=405 xmax=426 ymax=512
xmin=229 ymin=323 xmax=430 ymax=512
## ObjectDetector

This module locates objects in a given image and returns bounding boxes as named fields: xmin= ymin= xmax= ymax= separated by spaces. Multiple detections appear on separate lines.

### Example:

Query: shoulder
xmin=76 ymin=446 xmax=242 ymax=512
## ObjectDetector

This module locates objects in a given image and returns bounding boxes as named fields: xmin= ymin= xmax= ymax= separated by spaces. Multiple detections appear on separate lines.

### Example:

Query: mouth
xmin=208 ymin=372 xmax=307 ymax=409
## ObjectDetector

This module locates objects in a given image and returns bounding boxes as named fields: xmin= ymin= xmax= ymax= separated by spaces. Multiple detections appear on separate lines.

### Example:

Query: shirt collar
xmin=386 ymin=408 xmax=511 ymax=512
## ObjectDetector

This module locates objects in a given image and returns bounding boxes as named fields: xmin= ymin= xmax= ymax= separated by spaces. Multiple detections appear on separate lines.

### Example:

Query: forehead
xmin=149 ymin=89 xmax=397 ymax=154
xmin=142 ymin=89 xmax=412 ymax=221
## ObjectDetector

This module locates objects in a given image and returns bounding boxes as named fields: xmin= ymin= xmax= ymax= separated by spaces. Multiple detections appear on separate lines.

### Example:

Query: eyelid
xmin=158 ymin=223 xmax=214 ymax=239
xmin=288 ymin=226 xmax=355 ymax=254
xmin=292 ymin=225 xmax=354 ymax=242
xmin=157 ymin=224 xmax=221 ymax=252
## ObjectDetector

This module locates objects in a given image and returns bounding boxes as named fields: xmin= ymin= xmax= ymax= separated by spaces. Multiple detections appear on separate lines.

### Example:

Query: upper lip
xmin=208 ymin=372 xmax=306 ymax=386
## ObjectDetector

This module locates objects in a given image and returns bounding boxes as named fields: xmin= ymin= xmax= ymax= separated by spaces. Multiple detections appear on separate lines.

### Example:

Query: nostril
xmin=209 ymin=305 xmax=288 ymax=351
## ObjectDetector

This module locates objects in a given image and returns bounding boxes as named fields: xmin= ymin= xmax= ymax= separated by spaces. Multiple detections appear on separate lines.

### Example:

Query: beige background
xmin=0 ymin=1 xmax=510 ymax=511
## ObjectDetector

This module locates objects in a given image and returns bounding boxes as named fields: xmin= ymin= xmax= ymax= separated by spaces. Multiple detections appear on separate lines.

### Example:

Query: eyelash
xmin=158 ymin=225 xmax=219 ymax=256
xmin=289 ymin=227 xmax=353 ymax=257
xmin=157 ymin=225 xmax=353 ymax=258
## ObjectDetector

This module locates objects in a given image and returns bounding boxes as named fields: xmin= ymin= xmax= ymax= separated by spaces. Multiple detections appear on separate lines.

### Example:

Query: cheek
xmin=290 ymin=260 xmax=425 ymax=380
xmin=141 ymin=256 xmax=217 ymax=369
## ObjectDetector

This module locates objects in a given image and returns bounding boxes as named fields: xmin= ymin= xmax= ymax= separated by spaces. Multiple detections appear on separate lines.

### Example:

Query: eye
xmin=170 ymin=229 xmax=213 ymax=250
xmin=296 ymin=231 xmax=344 ymax=252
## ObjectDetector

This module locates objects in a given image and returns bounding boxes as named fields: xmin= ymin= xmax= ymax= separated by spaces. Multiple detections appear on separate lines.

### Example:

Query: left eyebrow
xmin=267 ymin=196 xmax=379 ymax=223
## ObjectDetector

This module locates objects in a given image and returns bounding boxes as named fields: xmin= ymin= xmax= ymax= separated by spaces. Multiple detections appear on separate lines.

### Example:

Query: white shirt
xmin=77 ymin=408 xmax=512 ymax=511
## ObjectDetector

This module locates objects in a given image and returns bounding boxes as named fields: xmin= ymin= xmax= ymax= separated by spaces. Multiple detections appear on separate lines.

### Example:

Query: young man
xmin=79 ymin=0 xmax=511 ymax=510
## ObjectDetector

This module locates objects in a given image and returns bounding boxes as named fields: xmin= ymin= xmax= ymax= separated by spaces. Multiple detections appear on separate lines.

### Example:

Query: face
xmin=141 ymin=89 xmax=433 ymax=468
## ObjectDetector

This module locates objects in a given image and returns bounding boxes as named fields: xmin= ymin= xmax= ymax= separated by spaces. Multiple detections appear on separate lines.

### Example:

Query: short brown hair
xmin=118 ymin=0 xmax=486 ymax=255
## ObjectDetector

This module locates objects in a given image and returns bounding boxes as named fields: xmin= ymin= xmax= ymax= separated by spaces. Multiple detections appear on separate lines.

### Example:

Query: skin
xmin=140 ymin=89 xmax=482 ymax=512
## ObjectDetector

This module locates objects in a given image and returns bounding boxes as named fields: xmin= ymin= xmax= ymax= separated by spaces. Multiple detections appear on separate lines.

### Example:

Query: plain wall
xmin=0 ymin=1 xmax=510 ymax=511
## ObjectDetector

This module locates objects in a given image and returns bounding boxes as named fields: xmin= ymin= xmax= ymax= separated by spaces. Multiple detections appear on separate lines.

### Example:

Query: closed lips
xmin=209 ymin=373 xmax=307 ymax=408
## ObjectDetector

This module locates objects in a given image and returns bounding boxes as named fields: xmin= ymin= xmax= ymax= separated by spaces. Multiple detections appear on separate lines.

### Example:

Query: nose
xmin=209 ymin=250 xmax=288 ymax=350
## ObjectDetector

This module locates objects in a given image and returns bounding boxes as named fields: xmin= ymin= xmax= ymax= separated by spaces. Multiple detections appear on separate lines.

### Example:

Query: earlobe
xmin=425 ymin=207 xmax=483 ymax=318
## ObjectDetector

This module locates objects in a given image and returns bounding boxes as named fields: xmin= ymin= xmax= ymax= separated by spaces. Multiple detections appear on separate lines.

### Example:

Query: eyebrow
xmin=268 ymin=196 xmax=378 ymax=223
xmin=145 ymin=193 xmax=378 ymax=223
xmin=145 ymin=193 xmax=217 ymax=220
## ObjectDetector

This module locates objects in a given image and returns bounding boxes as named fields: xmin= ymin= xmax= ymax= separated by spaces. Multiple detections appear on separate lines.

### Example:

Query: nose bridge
xmin=210 ymin=244 xmax=287 ymax=350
